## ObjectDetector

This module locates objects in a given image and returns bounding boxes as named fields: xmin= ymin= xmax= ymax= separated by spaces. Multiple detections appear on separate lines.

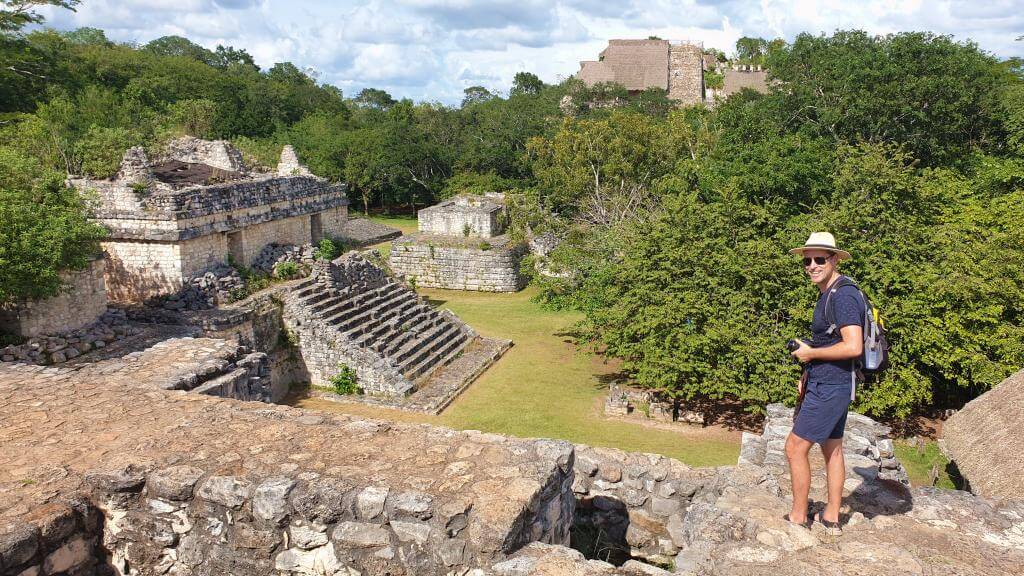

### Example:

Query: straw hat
xmin=789 ymin=232 xmax=851 ymax=261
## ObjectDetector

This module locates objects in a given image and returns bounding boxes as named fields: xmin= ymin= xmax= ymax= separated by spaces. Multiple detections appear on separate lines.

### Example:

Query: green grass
xmin=894 ymin=439 xmax=957 ymax=489
xmin=367 ymin=214 xmax=418 ymax=235
xmin=294 ymin=285 xmax=741 ymax=466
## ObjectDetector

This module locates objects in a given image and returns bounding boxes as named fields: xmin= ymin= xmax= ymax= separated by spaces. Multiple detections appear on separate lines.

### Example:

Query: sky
xmin=39 ymin=0 xmax=1024 ymax=105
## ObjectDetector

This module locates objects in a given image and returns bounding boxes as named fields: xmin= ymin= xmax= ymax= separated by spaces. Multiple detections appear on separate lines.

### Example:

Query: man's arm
xmin=791 ymin=325 xmax=863 ymax=363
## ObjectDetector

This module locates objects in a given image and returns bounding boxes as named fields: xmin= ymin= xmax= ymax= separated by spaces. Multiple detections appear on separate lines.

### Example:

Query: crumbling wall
xmin=389 ymin=237 xmax=526 ymax=292
xmin=668 ymin=43 xmax=704 ymax=104
xmin=102 ymin=241 xmax=185 ymax=302
xmin=0 ymin=258 xmax=108 ymax=338
xmin=739 ymin=404 xmax=909 ymax=486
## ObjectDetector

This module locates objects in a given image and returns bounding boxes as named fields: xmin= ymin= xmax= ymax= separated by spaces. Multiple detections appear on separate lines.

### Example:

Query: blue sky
xmin=40 ymin=0 xmax=1024 ymax=104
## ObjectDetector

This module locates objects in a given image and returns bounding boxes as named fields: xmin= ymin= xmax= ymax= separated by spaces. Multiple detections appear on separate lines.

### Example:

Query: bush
xmin=78 ymin=125 xmax=135 ymax=178
xmin=315 ymin=238 xmax=341 ymax=261
xmin=273 ymin=261 xmax=301 ymax=279
xmin=329 ymin=364 xmax=360 ymax=395
xmin=0 ymin=147 xmax=108 ymax=303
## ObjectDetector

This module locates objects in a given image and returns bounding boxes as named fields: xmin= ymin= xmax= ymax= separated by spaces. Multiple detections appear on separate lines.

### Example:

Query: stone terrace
xmin=0 ymin=341 xmax=573 ymax=575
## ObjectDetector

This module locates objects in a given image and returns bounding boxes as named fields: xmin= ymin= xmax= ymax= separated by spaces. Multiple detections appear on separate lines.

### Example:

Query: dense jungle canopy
xmin=2 ymin=0 xmax=1022 ymax=420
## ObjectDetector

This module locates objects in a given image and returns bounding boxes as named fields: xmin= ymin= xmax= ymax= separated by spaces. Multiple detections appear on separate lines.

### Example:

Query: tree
xmin=1 ymin=0 xmax=78 ymax=33
xmin=61 ymin=27 xmax=108 ymax=45
xmin=212 ymin=45 xmax=258 ymax=70
xmin=354 ymin=88 xmax=396 ymax=110
xmin=0 ymin=146 xmax=107 ymax=303
xmin=461 ymin=85 xmax=495 ymax=107
xmin=765 ymin=31 xmax=1005 ymax=166
xmin=143 ymin=35 xmax=217 ymax=65
xmin=510 ymin=72 xmax=544 ymax=96
xmin=734 ymin=36 xmax=768 ymax=64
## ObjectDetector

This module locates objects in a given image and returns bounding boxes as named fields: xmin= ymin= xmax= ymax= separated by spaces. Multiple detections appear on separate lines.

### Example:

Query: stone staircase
xmin=283 ymin=253 xmax=478 ymax=398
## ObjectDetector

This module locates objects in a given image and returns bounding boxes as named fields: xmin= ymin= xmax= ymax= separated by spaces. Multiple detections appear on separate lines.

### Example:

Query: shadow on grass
xmin=422 ymin=296 xmax=447 ymax=308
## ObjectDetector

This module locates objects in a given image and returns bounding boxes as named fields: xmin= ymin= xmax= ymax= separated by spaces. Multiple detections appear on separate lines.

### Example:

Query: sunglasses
xmin=803 ymin=256 xmax=831 ymax=266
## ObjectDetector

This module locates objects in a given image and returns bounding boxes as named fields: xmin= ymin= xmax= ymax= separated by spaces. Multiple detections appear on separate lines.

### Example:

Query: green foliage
xmin=439 ymin=171 xmax=518 ymax=200
xmin=329 ymin=364 xmax=360 ymax=395
xmin=314 ymin=238 xmax=340 ymax=261
xmin=273 ymin=261 xmax=301 ymax=279
xmin=704 ymin=71 xmax=724 ymax=90
xmin=734 ymin=36 xmax=769 ymax=64
xmin=0 ymin=146 xmax=107 ymax=303
xmin=1 ymin=0 xmax=78 ymax=33
xmin=166 ymin=98 xmax=218 ymax=138
xmin=78 ymin=125 xmax=134 ymax=178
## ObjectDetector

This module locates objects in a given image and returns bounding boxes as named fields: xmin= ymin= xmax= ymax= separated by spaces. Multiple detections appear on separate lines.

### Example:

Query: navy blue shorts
xmin=792 ymin=381 xmax=852 ymax=444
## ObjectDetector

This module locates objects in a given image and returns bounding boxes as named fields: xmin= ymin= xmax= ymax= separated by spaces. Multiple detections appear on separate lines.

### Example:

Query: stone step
xmin=325 ymin=286 xmax=406 ymax=330
xmin=382 ymin=307 xmax=445 ymax=354
xmin=399 ymin=324 xmax=465 ymax=379
xmin=393 ymin=318 xmax=455 ymax=366
xmin=404 ymin=329 xmax=469 ymax=381
xmin=368 ymin=303 xmax=432 ymax=355
xmin=322 ymin=285 xmax=406 ymax=324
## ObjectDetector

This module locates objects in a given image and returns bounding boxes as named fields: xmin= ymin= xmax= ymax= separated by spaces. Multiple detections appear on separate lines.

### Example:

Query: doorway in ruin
xmin=310 ymin=213 xmax=323 ymax=244
xmin=226 ymin=231 xmax=244 ymax=266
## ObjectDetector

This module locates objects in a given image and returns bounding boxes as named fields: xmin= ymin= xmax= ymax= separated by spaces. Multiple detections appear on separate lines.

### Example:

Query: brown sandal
xmin=784 ymin=513 xmax=814 ymax=530
xmin=818 ymin=511 xmax=843 ymax=536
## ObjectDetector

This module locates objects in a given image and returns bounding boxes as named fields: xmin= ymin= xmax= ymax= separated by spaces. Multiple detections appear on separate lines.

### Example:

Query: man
xmin=785 ymin=232 xmax=864 ymax=536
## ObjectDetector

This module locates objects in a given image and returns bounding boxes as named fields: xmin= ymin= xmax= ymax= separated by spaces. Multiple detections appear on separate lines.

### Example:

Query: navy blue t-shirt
xmin=807 ymin=277 xmax=865 ymax=385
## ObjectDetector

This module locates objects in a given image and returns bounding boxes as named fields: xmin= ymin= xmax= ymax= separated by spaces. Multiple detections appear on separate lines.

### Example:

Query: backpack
xmin=823 ymin=276 xmax=890 ymax=384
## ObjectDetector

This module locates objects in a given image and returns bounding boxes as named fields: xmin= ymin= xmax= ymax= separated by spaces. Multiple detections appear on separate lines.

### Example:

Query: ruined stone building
xmin=74 ymin=138 xmax=349 ymax=303
xmin=389 ymin=194 xmax=526 ymax=292
xmin=577 ymin=39 xmax=769 ymax=106
xmin=577 ymin=39 xmax=706 ymax=104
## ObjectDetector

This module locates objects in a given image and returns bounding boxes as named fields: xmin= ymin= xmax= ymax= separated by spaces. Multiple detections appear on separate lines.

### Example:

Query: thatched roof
xmin=578 ymin=39 xmax=669 ymax=91
xmin=942 ymin=368 xmax=1024 ymax=500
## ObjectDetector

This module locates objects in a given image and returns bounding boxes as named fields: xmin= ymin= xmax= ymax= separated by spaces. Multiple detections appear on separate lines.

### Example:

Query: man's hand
xmin=790 ymin=339 xmax=814 ymax=363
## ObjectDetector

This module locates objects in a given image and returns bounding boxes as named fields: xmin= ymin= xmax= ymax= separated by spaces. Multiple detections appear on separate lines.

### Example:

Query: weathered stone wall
xmin=321 ymin=206 xmax=350 ymax=240
xmin=739 ymin=404 xmax=909 ymax=487
xmin=179 ymin=231 xmax=230 ymax=279
xmin=389 ymin=236 xmax=526 ymax=292
xmin=0 ymin=258 xmax=108 ymax=338
xmin=668 ymin=43 xmax=704 ymax=105
xmin=164 ymin=136 xmax=247 ymax=172
xmin=237 ymin=213 xmax=315 ymax=266
xmin=418 ymin=195 xmax=505 ymax=238
xmin=102 ymin=241 xmax=184 ymax=302
xmin=0 ymin=351 xmax=577 ymax=576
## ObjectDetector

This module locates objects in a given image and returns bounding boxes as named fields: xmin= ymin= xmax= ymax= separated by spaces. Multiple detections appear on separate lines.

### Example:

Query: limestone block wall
xmin=389 ymin=237 xmax=526 ymax=292
xmin=0 ymin=258 xmax=107 ymax=338
xmin=321 ymin=205 xmax=350 ymax=240
xmin=571 ymin=445 xmax=733 ymax=565
xmin=179 ymin=231 xmax=229 ymax=279
xmin=668 ymin=43 xmax=705 ymax=105
xmin=419 ymin=207 xmax=501 ymax=238
xmin=739 ymin=404 xmax=909 ymax=486
xmin=237 ymin=213 xmax=314 ymax=266
xmin=103 ymin=240 xmax=183 ymax=302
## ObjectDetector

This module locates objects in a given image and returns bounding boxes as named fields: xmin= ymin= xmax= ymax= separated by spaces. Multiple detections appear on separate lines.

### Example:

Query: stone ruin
xmin=576 ymin=40 xmax=706 ymax=105
xmin=72 ymin=137 xmax=351 ymax=304
xmin=283 ymin=252 xmax=510 ymax=411
xmin=3 ymin=343 xmax=1024 ymax=575
xmin=389 ymin=194 xmax=527 ymax=292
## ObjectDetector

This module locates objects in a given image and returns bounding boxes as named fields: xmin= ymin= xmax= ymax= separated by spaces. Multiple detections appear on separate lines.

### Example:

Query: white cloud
xmin=35 ymin=0 xmax=1024 ymax=104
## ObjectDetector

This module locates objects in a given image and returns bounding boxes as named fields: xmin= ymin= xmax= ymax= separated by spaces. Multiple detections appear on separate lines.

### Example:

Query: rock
xmin=148 ymin=466 xmax=205 ymax=501
xmin=650 ymin=497 xmax=681 ymax=517
xmin=356 ymin=485 xmax=388 ymax=520
xmin=332 ymin=522 xmax=391 ymax=548
xmin=390 ymin=520 xmax=431 ymax=545
xmin=438 ymin=539 xmax=466 ymax=566
xmin=274 ymin=544 xmax=343 ymax=574
xmin=0 ymin=524 xmax=40 ymax=569
xmin=621 ymin=559 xmax=673 ymax=575
xmin=85 ymin=465 xmax=147 ymax=493
xmin=289 ymin=524 xmax=328 ymax=550
xmin=290 ymin=477 xmax=352 ymax=524
xmin=391 ymin=491 xmax=432 ymax=519
xmin=253 ymin=477 xmax=296 ymax=523
xmin=197 ymin=476 xmax=252 ymax=509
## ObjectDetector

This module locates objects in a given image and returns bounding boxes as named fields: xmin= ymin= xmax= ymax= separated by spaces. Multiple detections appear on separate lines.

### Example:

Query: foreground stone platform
xmin=0 ymin=341 xmax=573 ymax=575
xmin=2 ymin=339 xmax=1023 ymax=576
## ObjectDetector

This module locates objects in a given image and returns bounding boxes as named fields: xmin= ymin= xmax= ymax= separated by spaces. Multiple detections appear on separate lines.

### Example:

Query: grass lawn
xmin=894 ymin=439 xmax=957 ymax=489
xmin=367 ymin=214 xmax=418 ymax=235
xmin=292 ymin=285 xmax=742 ymax=467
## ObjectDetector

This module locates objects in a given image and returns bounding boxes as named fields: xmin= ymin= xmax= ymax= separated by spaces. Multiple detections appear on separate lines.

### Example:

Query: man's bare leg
xmin=785 ymin=432 xmax=814 ymax=522
xmin=820 ymin=437 xmax=846 ymax=523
